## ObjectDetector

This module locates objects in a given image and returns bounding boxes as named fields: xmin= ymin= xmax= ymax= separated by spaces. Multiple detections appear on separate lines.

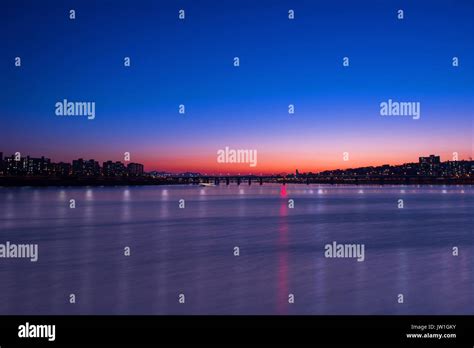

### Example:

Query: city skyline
xmin=0 ymin=151 xmax=471 ymax=177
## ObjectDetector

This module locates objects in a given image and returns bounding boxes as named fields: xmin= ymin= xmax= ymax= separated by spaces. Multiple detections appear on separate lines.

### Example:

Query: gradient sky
xmin=1 ymin=0 xmax=473 ymax=173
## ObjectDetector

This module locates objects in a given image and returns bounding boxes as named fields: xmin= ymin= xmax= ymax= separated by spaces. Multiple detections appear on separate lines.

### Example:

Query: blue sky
xmin=1 ymin=0 xmax=473 ymax=172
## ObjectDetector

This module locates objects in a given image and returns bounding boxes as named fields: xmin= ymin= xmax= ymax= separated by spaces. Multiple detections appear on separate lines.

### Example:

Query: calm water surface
xmin=0 ymin=184 xmax=472 ymax=314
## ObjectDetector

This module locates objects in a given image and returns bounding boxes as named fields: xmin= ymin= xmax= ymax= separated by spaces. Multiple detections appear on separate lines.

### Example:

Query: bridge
xmin=168 ymin=175 xmax=472 ymax=186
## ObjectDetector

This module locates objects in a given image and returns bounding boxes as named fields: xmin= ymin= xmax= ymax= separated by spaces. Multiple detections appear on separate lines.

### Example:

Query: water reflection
xmin=277 ymin=200 xmax=289 ymax=314
xmin=0 ymin=184 xmax=472 ymax=314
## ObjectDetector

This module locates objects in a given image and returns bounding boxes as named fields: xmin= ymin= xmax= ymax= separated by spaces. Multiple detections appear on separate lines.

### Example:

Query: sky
xmin=1 ymin=0 xmax=473 ymax=173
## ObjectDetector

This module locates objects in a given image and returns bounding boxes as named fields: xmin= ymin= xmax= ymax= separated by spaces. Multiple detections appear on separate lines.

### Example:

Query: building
xmin=441 ymin=160 xmax=472 ymax=177
xmin=4 ymin=154 xmax=27 ymax=175
xmin=102 ymin=161 xmax=115 ymax=177
xmin=0 ymin=152 xmax=3 ymax=174
xmin=25 ymin=156 xmax=51 ymax=175
xmin=113 ymin=162 xmax=127 ymax=176
xmin=72 ymin=158 xmax=100 ymax=176
xmin=52 ymin=162 xmax=72 ymax=176
xmin=401 ymin=163 xmax=418 ymax=176
xmin=102 ymin=161 xmax=130 ymax=177
xmin=127 ymin=163 xmax=144 ymax=176
xmin=419 ymin=155 xmax=440 ymax=165
xmin=84 ymin=159 xmax=100 ymax=176
xmin=380 ymin=164 xmax=391 ymax=176
xmin=419 ymin=155 xmax=440 ymax=176
xmin=72 ymin=158 xmax=85 ymax=176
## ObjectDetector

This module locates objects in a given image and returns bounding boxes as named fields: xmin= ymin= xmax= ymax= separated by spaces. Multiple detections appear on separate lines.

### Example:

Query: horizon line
xmin=1 ymin=151 xmax=472 ymax=176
